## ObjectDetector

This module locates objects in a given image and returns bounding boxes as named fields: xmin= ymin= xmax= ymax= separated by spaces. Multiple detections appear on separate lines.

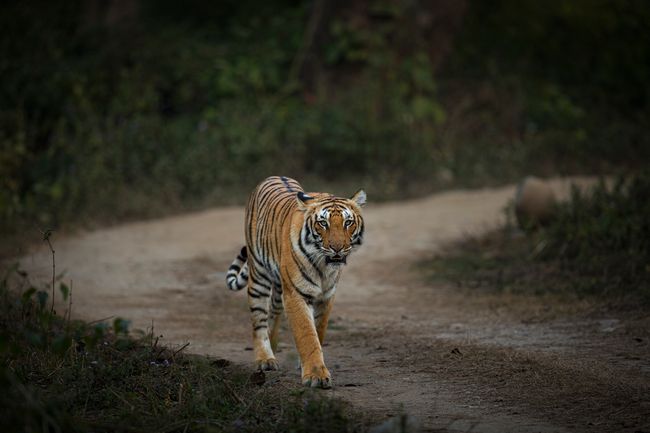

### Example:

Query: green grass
xmin=421 ymin=172 xmax=650 ymax=302
xmin=0 ymin=266 xmax=364 ymax=433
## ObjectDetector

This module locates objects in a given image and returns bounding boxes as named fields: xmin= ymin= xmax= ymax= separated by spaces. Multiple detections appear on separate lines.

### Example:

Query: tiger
xmin=226 ymin=176 xmax=366 ymax=388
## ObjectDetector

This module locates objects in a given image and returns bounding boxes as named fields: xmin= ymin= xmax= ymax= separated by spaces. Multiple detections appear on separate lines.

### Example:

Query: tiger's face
xmin=298 ymin=190 xmax=366 ymax=266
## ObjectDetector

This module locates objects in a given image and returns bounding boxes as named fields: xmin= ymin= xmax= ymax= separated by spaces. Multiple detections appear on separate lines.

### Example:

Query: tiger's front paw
xmin=256 ymin=358 xmax=279 ymax=371
xmin=302 ymin=365 xmax=332 ymax=389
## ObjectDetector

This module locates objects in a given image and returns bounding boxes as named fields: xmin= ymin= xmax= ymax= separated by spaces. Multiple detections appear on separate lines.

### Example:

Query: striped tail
xmin=226 ymin=246 xmax=249 ymax=291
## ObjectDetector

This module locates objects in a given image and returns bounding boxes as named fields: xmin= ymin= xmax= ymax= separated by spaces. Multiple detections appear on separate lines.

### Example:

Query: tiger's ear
xmin=296 ymin=191 xmax=314 ymax=210
xmin=351 ymin=189 xmax=366 ymax=207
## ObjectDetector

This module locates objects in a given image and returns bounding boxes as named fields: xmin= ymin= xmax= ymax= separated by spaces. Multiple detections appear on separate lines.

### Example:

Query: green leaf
xmin=114 ymin=337 xmax=134 ymax=351
xmin=36 ymin=290 xmax=49 ymax=310
xmin=21 ymin=287 xmax=37 ymax=303
xmin=52 ymin=334 xmax=72 ymax=355
xmin=94 ymin=322 xmax=109 ymax=336
xmin=85 ymin=322 xmax=109 ymax=348
xmin=24 ymin=331 xmax=45 ymax=348
xmin=59 ymin=282 xmax=70 ymax=301
xmin=0 ymin=333 xmax=9 ymax=353
xmin=113 ymin=318 xmax=130 ymax=335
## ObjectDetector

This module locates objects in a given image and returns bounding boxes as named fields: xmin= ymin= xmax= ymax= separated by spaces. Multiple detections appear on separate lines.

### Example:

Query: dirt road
xmin=18 ymin=178 xmax=650 ymax=432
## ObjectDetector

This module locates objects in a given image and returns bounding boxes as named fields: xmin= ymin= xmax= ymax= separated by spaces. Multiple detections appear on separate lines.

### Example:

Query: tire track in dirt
xmin=16 ymin=178 xmax=650 ymax=432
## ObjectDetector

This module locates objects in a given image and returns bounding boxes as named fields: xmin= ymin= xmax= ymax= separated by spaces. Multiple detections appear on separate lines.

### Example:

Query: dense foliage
xmin=1 ymin=0 xmax=648 ymax=232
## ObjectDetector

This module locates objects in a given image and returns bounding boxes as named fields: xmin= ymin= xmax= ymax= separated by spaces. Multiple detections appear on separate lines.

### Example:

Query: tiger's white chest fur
xmin=320 ymin=265 xmax=341 ymax=299
xmin=293 ymin=257 xmax=341 ymax=302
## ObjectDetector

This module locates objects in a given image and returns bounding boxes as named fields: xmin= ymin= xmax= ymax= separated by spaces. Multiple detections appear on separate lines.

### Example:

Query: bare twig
xmin=108 ymin=387 xmax=134 ymax=411
xmin=45 ymin=358 xmax=67 ymax=379
xmin=234 ymin=388 xmax=266 ymax=421
xmin=154 ymin=345 xmax=166 ymax=360
xmin=67 ymin=279 xmax=73 ymax=326
xmin=171 ymin=342 xmax=190 ymax=359
xmin=87 ymin=315 xmax=115 ymax=326
xmin=42 ymin=228 xmax=55 ymax=314
xmin=150 ymin=319 xmax=156 ymax=349
xmin=223 ymin=379 xmax=245 ymax=405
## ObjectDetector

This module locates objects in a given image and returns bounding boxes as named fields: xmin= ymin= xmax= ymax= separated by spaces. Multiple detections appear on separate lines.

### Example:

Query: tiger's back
xmin=225 ymin=176 xmax=302 ymax=292
xmin=245 ymin=176 xmax=303 ymax=288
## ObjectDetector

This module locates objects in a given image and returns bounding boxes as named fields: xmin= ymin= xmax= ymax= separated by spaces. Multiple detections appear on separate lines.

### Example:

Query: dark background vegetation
xmin=2 ymin=0 xmax=649 ymax=234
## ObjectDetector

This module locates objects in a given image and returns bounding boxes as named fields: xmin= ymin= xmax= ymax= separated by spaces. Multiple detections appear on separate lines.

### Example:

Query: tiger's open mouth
xmin=325 ymin=255 xmax=347 ymax=265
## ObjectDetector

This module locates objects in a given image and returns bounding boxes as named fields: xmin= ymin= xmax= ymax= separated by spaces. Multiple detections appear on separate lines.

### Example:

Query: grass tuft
xmin=0 ymin=267 xmax=363 ymax=433
xmin=422 ymin=172 xmax=650 ymax=302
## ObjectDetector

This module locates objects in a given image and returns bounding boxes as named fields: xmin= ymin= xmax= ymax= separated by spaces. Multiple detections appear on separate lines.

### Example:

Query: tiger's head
xmin=296 ymin=189 xmax=366 ymax=266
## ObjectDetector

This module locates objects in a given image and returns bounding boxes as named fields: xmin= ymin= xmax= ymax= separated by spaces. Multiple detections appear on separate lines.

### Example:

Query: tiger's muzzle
xmin=325 ymin=254 xmax=347 ymax=265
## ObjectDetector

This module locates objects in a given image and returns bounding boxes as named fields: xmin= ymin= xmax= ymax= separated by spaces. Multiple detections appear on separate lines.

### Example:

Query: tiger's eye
xmin=344 ymin=220 xmax=353 ymax=228
xmin=318 ymin=220 xmax=328 ymax=228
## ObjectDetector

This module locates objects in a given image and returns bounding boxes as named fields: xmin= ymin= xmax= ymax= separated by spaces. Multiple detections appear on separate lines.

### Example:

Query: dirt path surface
xmin=18 ymin=178 xmax=650 ymax=433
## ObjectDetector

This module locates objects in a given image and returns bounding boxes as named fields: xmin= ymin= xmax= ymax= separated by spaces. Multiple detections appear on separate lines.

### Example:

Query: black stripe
xmin=289 ymin=274 xmax=314 ymax=302
xmin=274 ymin=196 xmax=294 ymax=257
xmin=291 ymin=248 xmax=318 ymax=287
xmin=305 ymin=221 xmax=317 ymax=244
xmin=257 ymin=186 xmax=281 ymax=215
xmin=280 ymin=176 xmax=294 ymax=192
xmin=251 ymin=280 xmax=272 ymax=293
xmin=299 ymin=233 xmax=323 ymax=280
xmin=251 ymin=272 xmax=273 ymax=290
xmin=229 ymin=264 xmax=241 ymax=272
xmin=248 ymin=287 xmax=270 ymax=298
xmin=240 ymin=246 xmax=247 ymax=258
xmin=258 ymin=197 xmax=278 ymax=263
xmin=248 ymin=186 xmax=277 ymax=246
xmin=294 ymin=286 xmax=314 ymax=303
xmin=246 ymin=198 xmax=255 ymax=250
xmin=249 ymin=252 xmax=269 ymax=277
xmin=247 ymin=181 xmax=275 ymax=239
xmin=250 ymin=306 xmax=267 ymax=314
xmin=254 ymin=325 xmax=268 ymax=331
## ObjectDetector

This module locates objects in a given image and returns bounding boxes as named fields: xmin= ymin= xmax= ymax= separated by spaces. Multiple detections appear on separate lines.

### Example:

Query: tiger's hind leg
xmin=269 ymin=286 xmax=284 ymax=352
xmin=248 ymin=275 xmax=279 ymax=371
